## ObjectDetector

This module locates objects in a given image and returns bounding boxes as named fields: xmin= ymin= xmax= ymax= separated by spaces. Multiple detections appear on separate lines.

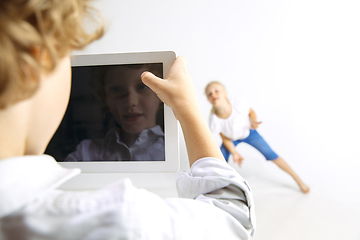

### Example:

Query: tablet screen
xmin=46 ymin=62 xmax=165 ymax=162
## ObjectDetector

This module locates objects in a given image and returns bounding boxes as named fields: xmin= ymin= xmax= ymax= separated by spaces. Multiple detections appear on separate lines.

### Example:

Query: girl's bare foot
xmin=298 ymin=182 xmax=310 ymax=194
xmin=272 ymin=157 xmax=310 ymax=194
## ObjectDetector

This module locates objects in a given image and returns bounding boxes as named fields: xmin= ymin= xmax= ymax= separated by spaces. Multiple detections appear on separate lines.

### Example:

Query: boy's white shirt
xmin=0 ymin=155 xmax=255 ymax=239
xmin=65 ymin=125 xmax=164 ymax=161
xmin=209 ymin=97 xmax=251 ymax=141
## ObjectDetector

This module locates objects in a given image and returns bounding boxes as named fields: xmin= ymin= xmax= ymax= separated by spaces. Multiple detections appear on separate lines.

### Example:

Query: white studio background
xmin=63 ymin=0 xmax=360 ymax=205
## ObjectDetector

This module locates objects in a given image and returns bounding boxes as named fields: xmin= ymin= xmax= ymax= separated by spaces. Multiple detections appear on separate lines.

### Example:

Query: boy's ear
xmin=30 ymin=46 xmax=49 ymax=67
xmin=22 ymin=46 xmax=44 ymax=84
xmin=30 ymin=46 xmax=42 ymax=60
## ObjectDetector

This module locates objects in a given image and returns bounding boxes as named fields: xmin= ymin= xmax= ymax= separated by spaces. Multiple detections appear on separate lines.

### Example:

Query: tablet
xmin=45 ymin=51 xmax=179 ymax=173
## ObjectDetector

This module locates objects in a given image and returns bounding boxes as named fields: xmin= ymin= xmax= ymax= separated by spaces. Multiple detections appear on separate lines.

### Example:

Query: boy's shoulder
xmin=0 ymin=154 xmax=80 ymax=218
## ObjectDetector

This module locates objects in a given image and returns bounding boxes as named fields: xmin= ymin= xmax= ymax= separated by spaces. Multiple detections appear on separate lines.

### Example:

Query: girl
xmin=205 ymin=81 xmax=310 ymax=193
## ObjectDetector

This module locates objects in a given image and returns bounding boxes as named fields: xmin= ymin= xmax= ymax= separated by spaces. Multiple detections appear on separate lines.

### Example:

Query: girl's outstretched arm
xmin=220 ymin=133 xmax=244 ymax=166
xmin=249 ymin=108 xmax=262 ymax=129
xmin=141 ymin=57 xmax=226 ymax=166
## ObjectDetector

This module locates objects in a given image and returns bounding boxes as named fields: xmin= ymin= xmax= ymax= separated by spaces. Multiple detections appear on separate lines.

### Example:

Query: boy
xmin=0 ymin=0 xmax=255 ymax=239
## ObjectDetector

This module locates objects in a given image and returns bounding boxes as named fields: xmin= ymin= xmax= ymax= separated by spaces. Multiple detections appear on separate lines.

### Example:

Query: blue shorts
xmin=220 ymin=129 xmax=279 ymax=162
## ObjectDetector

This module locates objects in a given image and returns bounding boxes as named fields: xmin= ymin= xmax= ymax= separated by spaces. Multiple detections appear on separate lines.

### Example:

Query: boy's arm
xmin=141 ymin=57 xmax=226 ymax=167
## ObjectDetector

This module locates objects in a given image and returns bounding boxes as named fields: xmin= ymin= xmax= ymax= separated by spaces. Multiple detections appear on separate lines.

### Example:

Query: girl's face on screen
xmin=104 ymin=66 xmax=161 ymax=134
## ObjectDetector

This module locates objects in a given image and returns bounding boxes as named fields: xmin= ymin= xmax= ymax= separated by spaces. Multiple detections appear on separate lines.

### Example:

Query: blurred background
xmin=60 ymin=0 xmax=360 ymax=239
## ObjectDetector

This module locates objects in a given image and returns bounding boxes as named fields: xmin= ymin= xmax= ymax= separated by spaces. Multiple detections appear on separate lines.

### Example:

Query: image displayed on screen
xmin=45 ymin=63 xmax=164 ymax=162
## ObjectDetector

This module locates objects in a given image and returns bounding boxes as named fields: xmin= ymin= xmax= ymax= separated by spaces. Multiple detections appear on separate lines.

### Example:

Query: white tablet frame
xmin=58 ymin=51 xmax=179 ymax=173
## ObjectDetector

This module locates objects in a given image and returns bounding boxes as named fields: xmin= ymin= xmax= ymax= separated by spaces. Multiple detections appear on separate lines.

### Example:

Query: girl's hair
xmin=0 ymin=0 xmax=104 ymax=109
xmin=205 ymin=81 xmax=228 ymax=114
xmin=204 ymin=81 xmax=226 ymax=95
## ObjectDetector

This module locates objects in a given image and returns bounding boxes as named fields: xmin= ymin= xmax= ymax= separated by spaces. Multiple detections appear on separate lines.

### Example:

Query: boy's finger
xmin=174 ymin=56 xmax=187 ymax=68
xmin=141 ymin=71 xmax=165 ymax=93
xmin=167 ymin=56 xmax=187 ymax=77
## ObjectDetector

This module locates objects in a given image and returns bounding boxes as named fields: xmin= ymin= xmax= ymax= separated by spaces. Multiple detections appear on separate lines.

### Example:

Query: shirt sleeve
xmin=4 ymin=157 xmax=256 ymax=239
xmin=176 ymin=157 xmax=256 ymax=236
xmin=64 ymin=139 xmax=97 ymax=161
xmin=63 ymin=141 xmax=87 ymax=161
xmin=208 ymin=114 xmax=220 ymax=136
xmin=231 ymin=97 xmax=251 ymax=116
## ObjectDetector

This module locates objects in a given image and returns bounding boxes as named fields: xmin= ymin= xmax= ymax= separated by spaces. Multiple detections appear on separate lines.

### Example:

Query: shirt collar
xmin=106 ymin=125 xmax=164 ymax=144
xmin=143 ymin=125 xmax=164 ymax=137
xmin=0 ymin=155 xmax=80 ymax=218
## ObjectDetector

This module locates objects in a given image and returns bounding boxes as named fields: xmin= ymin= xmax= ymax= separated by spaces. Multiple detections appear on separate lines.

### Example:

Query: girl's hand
xmin=250 ymin=121 xmax=262 ymax=129
xmin=233 ymin=151 xmax=244 ymax=167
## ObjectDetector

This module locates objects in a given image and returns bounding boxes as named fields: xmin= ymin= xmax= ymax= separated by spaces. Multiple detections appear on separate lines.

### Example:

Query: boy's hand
xmin=142 ymin=56 xmax=226 ymax=165
xmin=141 ymin=57 xmax=197 ymax=117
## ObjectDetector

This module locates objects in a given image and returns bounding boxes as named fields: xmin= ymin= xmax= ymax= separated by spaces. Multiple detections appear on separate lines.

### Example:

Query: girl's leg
xmin=244 ymin=130 xmax=310 ymax=193
xmin=272 ymin=157 xmax=310 ymax=193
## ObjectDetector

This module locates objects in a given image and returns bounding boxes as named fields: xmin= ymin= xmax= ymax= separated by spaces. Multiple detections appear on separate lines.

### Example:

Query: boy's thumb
xmin=141 ymin=71 xmax=164 ymax=93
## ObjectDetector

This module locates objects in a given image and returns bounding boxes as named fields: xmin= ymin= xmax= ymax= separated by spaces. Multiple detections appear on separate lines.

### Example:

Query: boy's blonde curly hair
xmin=0 ymin=0 xmax=104 ymax=109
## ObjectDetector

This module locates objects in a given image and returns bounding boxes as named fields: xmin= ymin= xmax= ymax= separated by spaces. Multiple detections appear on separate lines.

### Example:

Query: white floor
xmin=138 ymin=156 xmax=360 ymax=240
xmin=229 ymin=155 xmax=360 ymax=240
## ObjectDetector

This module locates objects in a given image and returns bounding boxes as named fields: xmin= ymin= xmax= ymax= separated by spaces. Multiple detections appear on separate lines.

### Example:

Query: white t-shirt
xmin=0 ymin=155 xmax=256 ymax=240
xmin=209 ymin=98 xmax=251 ymax=141
xmin=65 ymin=125 xmax=164 ymax=161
